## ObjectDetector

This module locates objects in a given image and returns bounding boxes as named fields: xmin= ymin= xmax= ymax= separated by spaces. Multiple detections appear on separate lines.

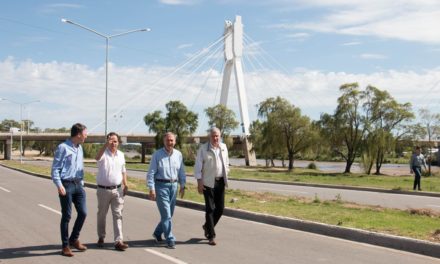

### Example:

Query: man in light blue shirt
xmin=147 ymin=132 xmax=186 ymax=249
xmin=410 ymin=146 xmax=427 ymax=191
xmin=51 ymin=123 xmax=88 ymax=257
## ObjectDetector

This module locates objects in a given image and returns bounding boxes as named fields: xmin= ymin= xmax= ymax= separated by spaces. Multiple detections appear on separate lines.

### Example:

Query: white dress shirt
xmin=96 ymin=148 xmax=126 ymax=186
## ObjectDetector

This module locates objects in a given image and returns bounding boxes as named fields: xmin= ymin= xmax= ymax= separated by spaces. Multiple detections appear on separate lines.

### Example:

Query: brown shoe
xmin=70 ymin=240 xmax=87 ymax=251
xmin=208 ymin=239 xmax=217 ymax=246
xmin=114 ymin=241 xmax=129 ymax=251
xmin=97 ymin=238 xmax=104 ymax=248
xmin=61 ymin=247 xmax=74 ymax=257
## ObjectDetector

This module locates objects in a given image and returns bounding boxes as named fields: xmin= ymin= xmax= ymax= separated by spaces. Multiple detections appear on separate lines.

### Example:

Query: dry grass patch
xmin=432 ymin=229 xmax=440 ymax=241
xmin=408 ymin=208 xmax=440 ymax=217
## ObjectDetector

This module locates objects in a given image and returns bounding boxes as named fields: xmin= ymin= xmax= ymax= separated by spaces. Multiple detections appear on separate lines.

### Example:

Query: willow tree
xmin=144 ymin=100 xmax=198 ymax=149
xmin=257 ymin=96 xmax=315 ymax=171
xmin=362 ymin=85 xmax=414 ymax=174
xmin=319 ymin=83 xmax=365 ymax=173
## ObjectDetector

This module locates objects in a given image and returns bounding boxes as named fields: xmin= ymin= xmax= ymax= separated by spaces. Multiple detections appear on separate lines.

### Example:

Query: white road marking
xmin=0 ymin=186 xmax=11 ymax=192
xmin=426 ymin=204 xmax=440 ymax=208
xmin=144 ymin=249 xmax=188 ymax=264
xmin=38 ymin=204 xmax=61 ymax=215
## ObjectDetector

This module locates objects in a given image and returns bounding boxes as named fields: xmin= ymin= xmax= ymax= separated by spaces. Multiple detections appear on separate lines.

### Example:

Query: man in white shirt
xmin=95 ymin=132 xmax=129 ymax=251
xmin=194 ymin=127 xmax=229 ymax=246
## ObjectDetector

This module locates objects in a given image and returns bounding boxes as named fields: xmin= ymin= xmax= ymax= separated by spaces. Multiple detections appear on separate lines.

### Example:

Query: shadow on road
xmin=0 ymin=244 xmax=61 ymax=259
xmin=0 ymin=239 xmax=209 ymax=259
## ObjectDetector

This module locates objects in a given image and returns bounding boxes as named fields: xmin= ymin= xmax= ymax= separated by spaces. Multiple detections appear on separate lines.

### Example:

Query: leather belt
xmin=62 ymin=178 xmax=82 ymax=184
xmin=97 ymin=184 xmax=121 ymax=190
xmin=215 ymin=177 xmax=223 ymax=181
xmin=155 ymin=178 xmax=177 ymax=183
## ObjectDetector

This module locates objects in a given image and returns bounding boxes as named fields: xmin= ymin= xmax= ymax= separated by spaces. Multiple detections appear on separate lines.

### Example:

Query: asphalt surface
xmin=20 ymin=160 xmax=440 ymax=212
xmin=1 ymin=166 xmax=439 ymax=263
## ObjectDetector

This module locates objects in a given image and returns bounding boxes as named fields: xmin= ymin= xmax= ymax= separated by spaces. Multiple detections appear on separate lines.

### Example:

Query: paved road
xmin=16 ymin=160 xmax=440 ymax=212
xmin=1 ymin=166 xmax=439 ymax=264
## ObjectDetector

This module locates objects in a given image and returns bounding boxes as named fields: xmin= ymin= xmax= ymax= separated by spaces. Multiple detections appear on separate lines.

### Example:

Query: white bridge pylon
xmin=220 ymin=15 xmax=257 ymax=166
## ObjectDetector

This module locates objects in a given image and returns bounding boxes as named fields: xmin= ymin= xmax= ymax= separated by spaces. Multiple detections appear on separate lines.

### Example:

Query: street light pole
xmin=0 ymin=98 xmax=39 ymax=163
xmin=61 ymin=18 xmax=151 ymax=137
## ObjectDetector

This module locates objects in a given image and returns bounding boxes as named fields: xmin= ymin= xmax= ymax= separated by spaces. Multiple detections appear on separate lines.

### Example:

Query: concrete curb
xmin=2 ymin=164 xmax=440 ymax=259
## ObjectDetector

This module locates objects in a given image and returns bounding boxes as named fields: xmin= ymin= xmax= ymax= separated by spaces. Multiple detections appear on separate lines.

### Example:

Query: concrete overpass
xmin=0 ymin=133 xmax=244 ymax=163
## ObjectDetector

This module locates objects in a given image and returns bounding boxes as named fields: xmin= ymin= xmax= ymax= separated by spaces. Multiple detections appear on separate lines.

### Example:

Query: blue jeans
xmin=153 ymin=182 xmax=177 ymax=244
xmin=59 ymin=181 xmax=87 ymax=248
xmin=412 ymin=166 xmax=422 ymax=190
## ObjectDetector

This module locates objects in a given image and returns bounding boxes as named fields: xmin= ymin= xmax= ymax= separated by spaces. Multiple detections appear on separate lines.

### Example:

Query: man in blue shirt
xmin=410 ymin=146 xmax=427 ymax=191
xmin=51 ymin=123 xmax=88 ymax=257
xmin=147 ymin=132 xmax=186 ymax=249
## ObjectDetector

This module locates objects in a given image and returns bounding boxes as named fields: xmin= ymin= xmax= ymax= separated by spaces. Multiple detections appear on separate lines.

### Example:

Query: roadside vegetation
xmin=90 ymin=161 xmax=440 ymax=193
xmin=3 ymin=160 xmax=440 ymax=243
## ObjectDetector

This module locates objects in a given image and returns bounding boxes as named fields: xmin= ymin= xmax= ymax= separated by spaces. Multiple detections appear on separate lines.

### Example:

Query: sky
xmin=1 ymin=0 xmax=440 ymax=135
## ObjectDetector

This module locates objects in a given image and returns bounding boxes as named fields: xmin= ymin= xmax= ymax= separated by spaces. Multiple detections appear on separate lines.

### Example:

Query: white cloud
xmin=342 ymin=41 xmax=361 ymax=46
xmin=269 ymin=0 xmax=440 ymax=44
xmin=40 ymin=3 xmax=84 ymax=13
xmin=286 ymin=32 xmax=310 ymax=41
xmin=359 ymin=53 xmax=387 ymax=60
xmin=177 ymin=43 xmax=193 ymax=49
xmin=159 ymin=0 xmax=200 ymax=5
xmin=1 ymin=57 xmax=439 ymax=134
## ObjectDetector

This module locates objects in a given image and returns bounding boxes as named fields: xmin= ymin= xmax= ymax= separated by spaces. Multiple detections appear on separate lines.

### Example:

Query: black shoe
xmin=97 ymin=238 xmax=104 ymax=248
xmin=202 ymin=225 xmax=208 ymax=239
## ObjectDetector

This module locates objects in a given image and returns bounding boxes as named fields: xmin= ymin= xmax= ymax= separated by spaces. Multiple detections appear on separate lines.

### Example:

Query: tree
xmin=362 ymin=86 xmax=414 ymax=174
xmin=0 ymin=119 xmax=21 ymax=131
xmin=144 ymin=101 xmax=198 ymax=149
xmin=204 ymin=104 xmax=239 ymax=137
xmin=257 ymin=96 xmax=315 ymax=171
xmin=144 ymin=110 xmax=166 ymax=148
xmin=418 ymin=108 xmax=440 ymax=175
xmin=249 ymin=119 xmax=283 ymax=167
xmin=319 ymin=83 xmax=365 ymax=173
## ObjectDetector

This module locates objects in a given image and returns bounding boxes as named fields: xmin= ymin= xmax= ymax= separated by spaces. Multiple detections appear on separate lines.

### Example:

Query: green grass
xmin=227 ymin=167 xmax=440 ymax=192
xmin=2 ymin=160 xmax=440 ymax=242
xmin=88 ymin=161 xmax=440 ymax=192
xmin=129 ymin=162 xmax=429 ymax=193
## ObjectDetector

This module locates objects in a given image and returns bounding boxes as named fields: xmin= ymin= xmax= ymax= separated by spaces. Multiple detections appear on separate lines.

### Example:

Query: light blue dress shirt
xmin=147 ymin=148 xmax=186 ymax=191
xmin=51 ymin=139 xmax=85 ymax=188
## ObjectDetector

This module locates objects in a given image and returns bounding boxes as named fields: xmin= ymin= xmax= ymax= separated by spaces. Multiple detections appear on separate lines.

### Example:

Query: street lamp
xmin=0 ymin=98 xmax=40 ymax=163
xmin=61 ymin=18 xmax=151 ymax=136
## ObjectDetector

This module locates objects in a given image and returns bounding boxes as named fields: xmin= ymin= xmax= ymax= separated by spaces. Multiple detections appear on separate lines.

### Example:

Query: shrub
xmin=307 ymin=162 xmax=317 ymax=170
xmin=184 ymin=159 xmax=195 ymax=166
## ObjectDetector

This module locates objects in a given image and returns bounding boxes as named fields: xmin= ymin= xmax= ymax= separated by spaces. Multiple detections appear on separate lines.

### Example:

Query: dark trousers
xmin=59 ymin=181 xmax=87 ymax=248
xmin=203 ymin=179 xmax=225 ymax=239
xmin=412 ymin=166 xmax=422 ymax=190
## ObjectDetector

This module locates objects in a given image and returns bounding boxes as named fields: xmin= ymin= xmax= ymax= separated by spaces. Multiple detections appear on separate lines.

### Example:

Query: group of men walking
xmin=51 ymin=123 xmax=229 ymax=257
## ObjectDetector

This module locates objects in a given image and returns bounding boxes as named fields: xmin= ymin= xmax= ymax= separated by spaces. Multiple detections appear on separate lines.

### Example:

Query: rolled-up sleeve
xmin=51 ymin=145 xmax=65 ymax=188
xmin=147 ymin=153 xmax=158 ymax=191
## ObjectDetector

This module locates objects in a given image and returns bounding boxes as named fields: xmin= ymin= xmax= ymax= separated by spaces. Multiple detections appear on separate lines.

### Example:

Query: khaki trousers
xmin=96 ymin=187 xmax=124 ymax=243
